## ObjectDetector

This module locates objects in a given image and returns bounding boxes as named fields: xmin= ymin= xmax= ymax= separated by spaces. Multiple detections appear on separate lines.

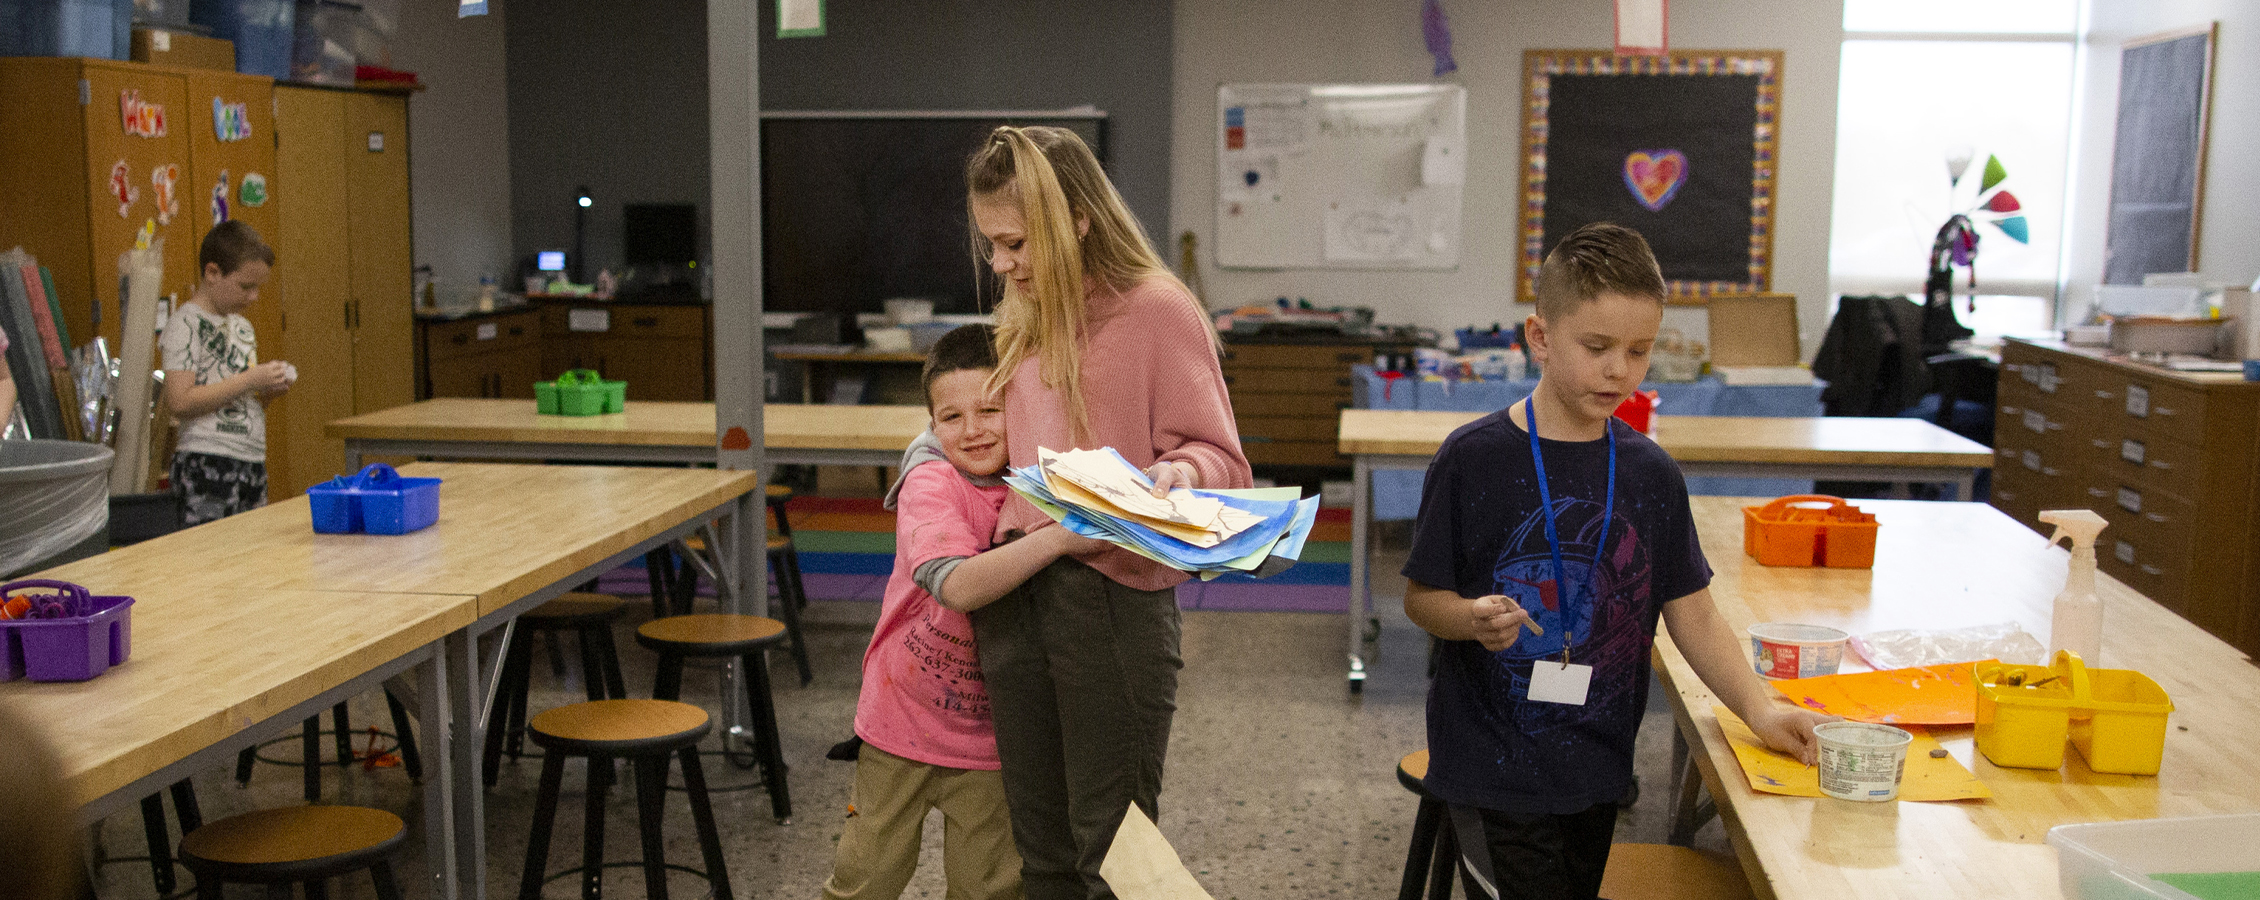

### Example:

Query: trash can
xmin=0 ymin=441 xmax=114 ymax=578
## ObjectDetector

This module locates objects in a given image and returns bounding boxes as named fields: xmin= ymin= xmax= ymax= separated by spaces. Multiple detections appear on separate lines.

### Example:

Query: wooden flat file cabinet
xmin=1221 ymin=340 xmax=1407 ymax=468
xmin=1990 ymin=339 xmax=2260 ymax=656
xmin=535 ymin=299 xmax=712 ymax=401
xmin=419 ymin=308 xmax=542 ymax=399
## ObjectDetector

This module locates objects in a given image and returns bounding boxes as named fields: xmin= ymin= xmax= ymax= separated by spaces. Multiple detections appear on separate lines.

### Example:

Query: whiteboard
xmin=1215 ymin=84 xmax=1466 ymax=270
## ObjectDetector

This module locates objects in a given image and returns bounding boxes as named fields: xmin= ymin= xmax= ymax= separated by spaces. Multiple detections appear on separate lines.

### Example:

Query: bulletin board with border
xmin=1517 ymin=50 xmax=1783 ymax=302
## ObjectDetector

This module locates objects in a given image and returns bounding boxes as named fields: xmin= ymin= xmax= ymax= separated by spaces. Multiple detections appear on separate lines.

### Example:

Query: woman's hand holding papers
xmin=1144 ymin=460 xmax=1200 ymax=497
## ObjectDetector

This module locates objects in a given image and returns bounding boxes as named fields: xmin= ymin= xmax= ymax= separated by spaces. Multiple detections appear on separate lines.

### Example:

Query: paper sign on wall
xmin=778 ymin=0 xmax=825 ymax=37
xmin=213 ymin=98 xmax=252 ymax=141
xmin=239 ymin=172 xmax=269 ymax=207
xmin=121 ymin=90 xmax=167 ymax=137
xmin=568 ymin=308 xmax=610 ymax=332
xmin=110 ymin=160 xmax=139 ymax=217
xmin=210 ymin=170 xmax=230 ymax=225
xmin=150 ymin=164 xmax=180 ymax=225
xmin=1615 ymin=0 xmax=1667 ymax=56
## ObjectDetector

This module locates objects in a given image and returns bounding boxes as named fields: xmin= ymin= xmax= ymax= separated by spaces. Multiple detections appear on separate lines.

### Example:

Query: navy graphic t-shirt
xmin=1402 ymin=408 xmax=1711 ymax=815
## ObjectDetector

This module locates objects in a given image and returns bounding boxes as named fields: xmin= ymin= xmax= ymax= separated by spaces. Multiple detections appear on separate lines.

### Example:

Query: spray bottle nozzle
xmin=2037 ymin=509 xmax=2109 ymax=552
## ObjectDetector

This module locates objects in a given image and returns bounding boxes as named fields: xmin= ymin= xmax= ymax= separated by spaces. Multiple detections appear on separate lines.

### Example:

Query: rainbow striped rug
xmin=602 ymin=496 xmax=1353 ymax=612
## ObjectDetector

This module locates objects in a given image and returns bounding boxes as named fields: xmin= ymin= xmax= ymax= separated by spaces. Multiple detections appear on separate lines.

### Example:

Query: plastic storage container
xmin=1743 ymin=495 xmax=1879 ymax=568
xmin=1975 ymin=650 xmax=2174 ymax=774
xmin=2070 ymin=665 xmax=2175 ymax=775
xmin=0 ymin=0 xmax=132 ymax=59
xmin=1 ymin=580 xmax=134 ymax=682
xmin=306 ymin=463 xmax=440 ymax=535
xmin=2047 ymin=813 xmax=2260 ymax=900
xmin=535 ymin=369 xmax=624 ymax=416
xmin=189 ymin=0 xmax=295 ymax=79
xmin=1975 ymin=655 xmax=2080 ymax=769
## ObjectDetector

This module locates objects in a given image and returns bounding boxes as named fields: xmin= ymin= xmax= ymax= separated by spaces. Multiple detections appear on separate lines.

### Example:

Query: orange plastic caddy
xmin=1743 ymin=495 xmax=1879 ymax=568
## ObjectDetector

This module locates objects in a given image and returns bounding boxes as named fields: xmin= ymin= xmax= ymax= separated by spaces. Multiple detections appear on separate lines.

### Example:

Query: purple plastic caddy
xmin=0 ymin=579 xmax=135 ymax=682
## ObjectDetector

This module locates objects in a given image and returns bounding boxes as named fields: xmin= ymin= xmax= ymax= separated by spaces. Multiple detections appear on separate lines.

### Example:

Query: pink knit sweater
xmin=996 ymin=276 xmax=1252 ymax=591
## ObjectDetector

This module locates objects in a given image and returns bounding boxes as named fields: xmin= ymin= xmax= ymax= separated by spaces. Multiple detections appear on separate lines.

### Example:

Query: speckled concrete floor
xmin=87 ymin=537 xmax=1735 ymax=899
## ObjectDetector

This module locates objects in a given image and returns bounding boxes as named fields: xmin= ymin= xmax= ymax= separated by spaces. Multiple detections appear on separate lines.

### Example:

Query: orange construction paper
xmin=1768 ymin=661 xmax=1991 ymax=725
xmin=1711 ymin=705 xmax=1991 ymax=801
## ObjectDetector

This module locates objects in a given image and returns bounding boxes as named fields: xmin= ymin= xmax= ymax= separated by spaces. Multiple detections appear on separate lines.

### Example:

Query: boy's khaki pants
xmin=821 ymin=744 xmax=1023 ymax=900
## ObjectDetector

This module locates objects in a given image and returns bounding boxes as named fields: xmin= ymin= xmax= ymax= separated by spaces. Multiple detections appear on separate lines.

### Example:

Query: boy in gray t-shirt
xmin=160 ymin=220 xmax=293 ymax=524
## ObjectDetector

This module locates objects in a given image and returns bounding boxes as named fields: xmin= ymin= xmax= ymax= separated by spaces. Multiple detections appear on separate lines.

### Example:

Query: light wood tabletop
xmin=325 ymin=398 xmax=931 ymax=456
xmin=0 ymin=584 xmax=474 ymax=812
xmin=40 ymin=462 xmax=761 ymax=619
xmin=1339 ymin=410 xmax=1995 ymax=469
xmin=1661 ymin=496 xmax=2260 ymax=899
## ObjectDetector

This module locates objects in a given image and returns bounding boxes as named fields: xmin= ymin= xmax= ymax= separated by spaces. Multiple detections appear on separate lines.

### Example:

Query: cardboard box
xmin=1706 ymin=293 xmax=1801 ymax=367
xmin=130 ymin=27 xmax=235 ymax=72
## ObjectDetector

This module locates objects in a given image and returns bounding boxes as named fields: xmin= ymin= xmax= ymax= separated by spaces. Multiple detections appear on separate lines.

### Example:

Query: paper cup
xmin=1748 ymin=623 xmax=1848 ymax=679
xmin=1815 ymin=721 xmax=1913 ymax=801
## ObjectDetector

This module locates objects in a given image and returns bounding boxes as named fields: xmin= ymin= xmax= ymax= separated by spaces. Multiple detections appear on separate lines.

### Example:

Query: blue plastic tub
xmin=306 ymin=464 xmax=440 ymax=535
xmin=0 ymin=0 xmax=131 ymax=59
xmin=189 ymin=0 xmax=294 ymax=79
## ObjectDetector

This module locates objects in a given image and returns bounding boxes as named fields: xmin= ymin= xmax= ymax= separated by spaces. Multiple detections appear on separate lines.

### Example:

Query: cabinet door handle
xmin=2000 ymin=405 xmax=2021 ymax=416
xmin=2041 ymin=466 xmax=2061 ymax=476
xmin=1223 ymin=375 xmax=1235 ymax=385
xmin=2154 ymin=406 xmax=2177 ymax=417
xmin=2144 ymin=512 xmax=2169 ymax=524
xmin=2094 ymin=389 xmax=2116 ymax=399
xmin=2149 ymin=459 xmax=2171 ymax=470
xmin=345 ymin=301 xmax=354 ymax=331
xmin=1995 ymin=490 xmax=2017 ymax=501
xmin=1336 ymin=351 xmax=1363 ymax=363
xmin=1221 ymin=350 xmax=1237 ymax=361
xmin=2090 ymin=439 xmax=2110 ymax=449
xmin=2086 ymin=487 xmax=2108 ymax=498
xmin=2140 ymin=564 xmax=2164 ymax=576
xmin=451 ymin=333 xmax=469 ymax=345
xmin=1335 ymin=376 xmax=1352 ymax=387
xmin=632 ymin=316 xmax=659 ymax=328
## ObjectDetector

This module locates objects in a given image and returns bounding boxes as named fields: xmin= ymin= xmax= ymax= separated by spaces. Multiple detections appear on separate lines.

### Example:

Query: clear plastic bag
xmin=1849 ymin=621 xmax=2047 ymax=670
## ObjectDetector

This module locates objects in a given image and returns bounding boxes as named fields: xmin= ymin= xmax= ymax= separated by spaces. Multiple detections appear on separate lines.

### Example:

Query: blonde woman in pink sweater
xmin=962 ymin=126 xmax=1252 ymax=900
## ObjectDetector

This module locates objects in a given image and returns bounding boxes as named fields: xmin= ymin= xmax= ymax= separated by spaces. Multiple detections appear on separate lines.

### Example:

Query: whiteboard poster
xmin=1216 ymin=84 xmax=1466 ymax=270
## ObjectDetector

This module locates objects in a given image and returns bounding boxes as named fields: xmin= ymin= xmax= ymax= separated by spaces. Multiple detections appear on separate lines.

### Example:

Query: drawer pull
xmin=2091 ymin=439 xmax=2111 ymax=450
xmin=2000 ymin=405 xmax=2022 ymax=416
xmin=450 ymin=333 xmax=469 ymax=345
xmin=2143 ymin=512 xmax=2169 ymax=524
xmin=2041 ymin=466 xmax=2061 ymax=476
xmin=632 ymin=316 xmax=660 ymax=328
xmin=2086 ymin=487 xmax=2108 ymax=498
xmin=2149 ymin=459 xmax=2171 ymax=470
xmin=2153 ymin=405 xmax=2176 ymax=417
xmin=1336 ymin=352 xmax=1363 ymax=363
xmin=1996 ymin=490 xmax=2017 ymax=501
xmin=2094 ymin=389 xmax=2116 ymax=400
xmin=1335 ymin=377 xmax=1352 ymax=387
xmin=2140 ymin=564 xmax=2164 ymax=576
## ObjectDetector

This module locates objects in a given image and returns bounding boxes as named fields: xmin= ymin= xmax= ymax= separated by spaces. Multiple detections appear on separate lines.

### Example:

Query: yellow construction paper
xmin=1769 ymin=661 xmax=1989 ymax=726
xmin=1711 ymin=705 xmax=1991 ymax=801
xmin=1047 ymin=474 xmax=1222 ymax=547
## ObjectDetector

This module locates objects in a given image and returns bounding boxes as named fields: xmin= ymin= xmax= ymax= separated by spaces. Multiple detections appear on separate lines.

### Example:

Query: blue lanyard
xmin=1524 ymin=395 xmax=1614 ymax=658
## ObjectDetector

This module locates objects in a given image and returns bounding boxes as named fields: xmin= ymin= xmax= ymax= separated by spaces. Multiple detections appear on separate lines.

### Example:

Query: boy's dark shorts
xmin=171 ymin=451 xmax=266 ymax=525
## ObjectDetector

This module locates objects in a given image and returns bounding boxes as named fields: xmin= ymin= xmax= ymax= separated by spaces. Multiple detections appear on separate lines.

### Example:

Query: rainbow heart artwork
xmin=1623 ymin=150 xmax=1688 ymax=211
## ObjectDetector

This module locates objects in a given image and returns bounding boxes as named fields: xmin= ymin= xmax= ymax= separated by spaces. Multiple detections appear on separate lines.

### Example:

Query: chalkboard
xmin=2102 ymin=25 xmax=2215 ymax=285
xmin=760 ymin=111 xmax=1107 ymax=316
xmin=1213 ymin=84 xmax=1465 ymax=270
xmin=1516 ymin=51 xmax=1782 ymax=301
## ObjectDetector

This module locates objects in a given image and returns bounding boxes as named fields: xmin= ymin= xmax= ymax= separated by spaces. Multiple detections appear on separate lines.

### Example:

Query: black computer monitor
xmin=624 ymin=203 xmax=698 ymax=267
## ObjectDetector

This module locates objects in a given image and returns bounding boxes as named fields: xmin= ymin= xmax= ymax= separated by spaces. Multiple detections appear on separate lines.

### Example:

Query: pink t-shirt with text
xmin=853 ymin=460 xmax=1009 ymax=770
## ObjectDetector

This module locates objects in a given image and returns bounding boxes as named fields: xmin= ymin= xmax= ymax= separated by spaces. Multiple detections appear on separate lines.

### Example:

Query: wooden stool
xmin=519 ymin=699 xmax=733 ymax=900
xmin=1599 ymin=843 xmax=1753 ymax=900
xmin=234 ymin=692 xmax=422 ymax=802
xmin=484 ymin=592 xmax=631 ymax=786
xmin=179 ymin=805 xmax=407 ymax=900
xmin=648 ymin=531 xmax=813 ymax=686
xmin=1396 ymin=749 xmax=1456 ymax=900
xmin=636 ymin=614 xmax=793 ymax=823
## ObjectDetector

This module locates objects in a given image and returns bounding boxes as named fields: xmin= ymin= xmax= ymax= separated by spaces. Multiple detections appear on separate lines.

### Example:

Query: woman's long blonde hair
xmin=966 ymin=126 xmax=1200 ymax=442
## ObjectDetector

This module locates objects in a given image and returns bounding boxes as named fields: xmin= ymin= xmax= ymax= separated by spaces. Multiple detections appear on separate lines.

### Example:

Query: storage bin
xmin=535 ymin=369 xmax=624 ymax=416
xmin=2069 ymin=665 xmax=2174 ymax=775
xmin=1974 ymin=650 xmax=2173 ymax=774
xmin=0 ymin=580 xmax=134 ymax=682
xmin=2048 ymin=813 xmax=2260 ymax=900
xmin=0 ymin=440 xmax=113 ymax=579
xmin=0 ymin=0 xmax=131 ymax=59
xmin=1743 ymin=495 xmax=1878 ymax=568
xmin=1974 ymin=656 xmax=2078 ymax=769
xmin=189 ymin=0 xmax=294 ymax=80
xmin=288 ymin=0 xmax=353 ymax=85
xmin=305 ymin=463 xmax=439 ymax=535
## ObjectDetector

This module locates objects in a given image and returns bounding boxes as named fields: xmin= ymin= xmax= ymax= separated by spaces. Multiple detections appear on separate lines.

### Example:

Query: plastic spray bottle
xmin=2040 ymin=509 xmax=2109 ymax=664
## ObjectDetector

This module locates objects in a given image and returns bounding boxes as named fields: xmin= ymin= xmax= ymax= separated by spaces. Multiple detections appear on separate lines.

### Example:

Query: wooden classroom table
xmin=1661 ymin=496 xmax=2260 ymax=900
xmin=1336 ymin=410 xmax=1995 ymax=689
xmin=0 ymin=583 xmax=472 ymax=892
xmin=328 ymin=397 xmax=930 ymax=469
xmin=32 ymin=462 xmax=766 ymax=900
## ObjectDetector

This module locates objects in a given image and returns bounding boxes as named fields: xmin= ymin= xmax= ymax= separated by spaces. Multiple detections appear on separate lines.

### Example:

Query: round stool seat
xmin=1397 ymin=749 xmax=1430 ymax=795
xmin=766 ymin=533 xmax=791 ymax=552
xmin=1599 ymin=843 xmax=1753 ymax=900
xmin=765 ymin=483 xmax=793 ymax=501
xmin=181 ymin=806 xmax=404 ymax=880
xmin=638 ymin=614 xmax=787 ymax=657
xmin=529 ymin=699 xmax=711 ymax=756
xmin=521 ymin=592 xmax=626 ymax=625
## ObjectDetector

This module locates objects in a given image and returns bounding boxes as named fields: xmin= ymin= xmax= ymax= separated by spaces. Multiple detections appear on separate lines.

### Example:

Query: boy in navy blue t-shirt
xmin=1403 ymin=223 xmax=1836 ymax=900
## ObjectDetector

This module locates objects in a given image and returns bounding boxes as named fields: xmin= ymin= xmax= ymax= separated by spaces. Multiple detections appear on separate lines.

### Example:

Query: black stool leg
xmin=595 ymin=622 xmax=627 ymax=701
xmin=371 ymin=860 xmax=405 ymax=900
xmin=577 ymin=625 xmax=608 ymax=703
xmin=197 ymin=879 xmax=223 ymax=900
xmin=679 ymin=747 xmax=734 ymax=900
xmin=301 ymin=715 xmax=322 ymax=802
xmin=1400 ymin=795 xmax=1443 ymax=900
xmin=1427 ymin=814 xmax=1456 ymax=900
xmin=653 ymin=653 xmax=686 ymax=702
xmin=520 ymin=751 xmax=567 ymax=900
xmin=740 ymin=651 xmax=792 ymax=822
xmin=305 ymin=879 xmax=330 ymax=900
xmin=633 ymin=755 xmax=672 ymax=900
xmin=485 ymin=634 xmax=535 ymax=786
xmin=331 ymin=703 xmax=354 ymax=770
xmin=645 ymin=549 xmax=674 ymax=620
xmin=139 ymin=792 xmax=175 ymax=894
xmin=170 ymin=778 xmax=202 ymax=832
xmin=766 ymin=550 xmax=813 ymax=686
xmin=265 ymin=884 xmax=292 ymax=900
xmin=385 ymin=688 xmax=422 ymax=780
xmin=581 ymin=755 xmax=609 ymax=900
xmin=235 ymin=744 xmax=257 ymax=785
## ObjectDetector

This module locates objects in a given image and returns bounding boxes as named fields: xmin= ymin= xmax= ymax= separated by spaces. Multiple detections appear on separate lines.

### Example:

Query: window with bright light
xmin=1828 ymin=1 xmax=2080 ymax=302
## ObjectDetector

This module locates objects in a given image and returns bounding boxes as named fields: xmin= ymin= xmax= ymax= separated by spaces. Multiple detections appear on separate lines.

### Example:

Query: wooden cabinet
xmin=535 ymin=300 xmax=711 ymax=401
xmin=263 ymin=86 xmax=413 ymax=498
xmin=1219 ymin=339 xmax=1406 ymax=468
xmin=1991 ymin=339 xmax=2260 ymax=656
xmin=419 ymin=309 xmax=542 ymax=399
xmin=0 ymin=57 xmax=274 ymax=351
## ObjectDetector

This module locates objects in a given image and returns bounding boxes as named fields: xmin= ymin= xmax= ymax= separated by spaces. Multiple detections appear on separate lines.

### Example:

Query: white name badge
xmin=1527 ymin=661 xmax=1593 ymax=705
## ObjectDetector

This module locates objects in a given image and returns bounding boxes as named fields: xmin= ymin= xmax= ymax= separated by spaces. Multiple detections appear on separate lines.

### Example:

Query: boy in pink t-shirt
xmin=822 ymin=325 xmax=1099 ymax=900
